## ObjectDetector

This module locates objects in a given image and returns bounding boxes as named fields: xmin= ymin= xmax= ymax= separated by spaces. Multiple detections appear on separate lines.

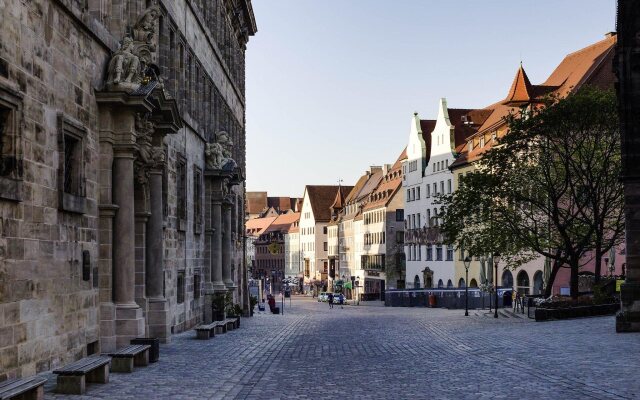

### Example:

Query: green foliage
xmin=438 ymin=86 xmax=622 ymax=297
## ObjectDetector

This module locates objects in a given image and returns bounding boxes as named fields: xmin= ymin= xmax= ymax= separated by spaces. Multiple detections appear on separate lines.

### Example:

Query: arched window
xmin=533 ymin=270 xmax=544 ymax=295
xmin=517 ymin=270 xmax=530 ymax=295
xmin=446 ymin=279 xmax=453 ymax=288
xmin=469 ymin=279 xmax=478 ymax=288
xmin=458 ymin=278 xmax=465 ymax=288
xmin=414 ymin=275 xmax=420 ymax=289
xmin=501 ymin=270 xmax=513 ymax=288
xmin=437 ymin=279 xmax=444 ymax=288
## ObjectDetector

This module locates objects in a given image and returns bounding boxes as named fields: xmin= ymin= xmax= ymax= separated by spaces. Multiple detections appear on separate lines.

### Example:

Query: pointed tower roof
xmin=330 ymin=185 xmax=346 ymax=210
xmin=502 ymin=64 xmax=534 ymax=105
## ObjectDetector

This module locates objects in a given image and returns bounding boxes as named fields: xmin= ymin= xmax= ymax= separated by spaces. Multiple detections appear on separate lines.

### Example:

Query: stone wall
xmin=0 ymin=0 xmax=254 ymax=379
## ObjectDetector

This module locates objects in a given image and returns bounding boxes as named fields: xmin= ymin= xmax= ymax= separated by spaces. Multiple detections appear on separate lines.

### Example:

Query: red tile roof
xmin=305 ymin=185 xmax=354 ymax=222
xmin=245 ymin=216 xmax=276 ymax=236
xmin=264 ymin=212 xmax=300 ymax=234
xmin=450 ymin=35 xmax=616 ymax=170
xmin=364 ymin=149 xmax=406 ymax=211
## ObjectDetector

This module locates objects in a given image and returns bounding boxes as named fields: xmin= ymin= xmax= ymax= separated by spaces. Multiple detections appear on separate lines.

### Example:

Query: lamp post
xmin=493 ymin=252 xmax=501 ymax=318
xmin=464 ymin=256 xmax=471 ymax=316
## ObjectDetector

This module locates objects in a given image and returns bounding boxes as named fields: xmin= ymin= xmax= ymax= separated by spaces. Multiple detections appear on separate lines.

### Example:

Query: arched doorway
xmin=533 ymin=270 xmax=544 ymax=295
xmin=413 ymin=275 xmax=420 ymax=289
xmin=458 ymin=278 xmax=465 ymax=288
xmin=447 ymin=279 xmax=453 ymax=288
xmin=437 ymin=279 xmax=443 ymax=288
xmin=423 ymin=267 xmax=433 ymax=288
xmin=517 ymin=270 xmax=530 ymax=295
xmin=470 ymin=279 xmax=478 ymax=288
xmin=501 ymin=270 xmax=513 ymax=288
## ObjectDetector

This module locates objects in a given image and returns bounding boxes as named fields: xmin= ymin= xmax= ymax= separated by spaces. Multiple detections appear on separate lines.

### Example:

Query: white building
xmin=300 ymin=185 xmax=351 ymax=293
xmin=284 ymin=219 xmax=301 ymax=280
xmin=403 ymin=100 xmax=479 ymax=288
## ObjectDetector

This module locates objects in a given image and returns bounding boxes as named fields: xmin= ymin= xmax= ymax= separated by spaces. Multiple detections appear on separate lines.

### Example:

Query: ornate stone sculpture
xmin=105 ymin=1 xmax=162 ymax=92
xmin=205 ymin=131 xmax=237 ymax=171
xmin=134 ymin=114 xmax=156 ymax=184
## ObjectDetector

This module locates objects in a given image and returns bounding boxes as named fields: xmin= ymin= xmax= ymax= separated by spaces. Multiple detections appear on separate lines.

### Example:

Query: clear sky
xmin=245 ymin=0 xmax=616 ymax=198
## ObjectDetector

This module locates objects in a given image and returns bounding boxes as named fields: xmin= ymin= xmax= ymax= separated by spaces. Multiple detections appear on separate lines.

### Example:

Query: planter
xmin=535 ymin=303 xmax=619 ymax=321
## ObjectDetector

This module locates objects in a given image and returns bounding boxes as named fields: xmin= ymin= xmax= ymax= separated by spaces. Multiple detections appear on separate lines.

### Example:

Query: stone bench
xmin=0 ymin=376 xmax=47 ymax=400
xmin=195 ymin=323 xmax=217 ymax=340
xmin=53 ymin=355 xmax=110 ymax=395
xmin=108 ymin=344 xmax=151 ymax=373
xmin=224 ymin=317 xmax=240 ymax=330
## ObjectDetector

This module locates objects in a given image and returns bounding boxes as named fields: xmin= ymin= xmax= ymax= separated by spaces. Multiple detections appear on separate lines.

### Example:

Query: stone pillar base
xmin=147 ymin=298 xmax=171 ymax=343
xmin=115 ymin=304 xmax=145 ymax=348
xmin=212 ymin=282 xmax=228 ymax=294
xmin=99 ymin=302 xmax=116 ymax=353
xmin=617 ymin=282 xmax=640 ymax=332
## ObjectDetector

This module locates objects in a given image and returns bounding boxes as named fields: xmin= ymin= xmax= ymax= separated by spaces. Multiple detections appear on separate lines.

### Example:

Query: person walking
xmin=328 ymin=292 xmax=334 ymax=309
xmin=339 ymin=293 xmax=344 ymax=309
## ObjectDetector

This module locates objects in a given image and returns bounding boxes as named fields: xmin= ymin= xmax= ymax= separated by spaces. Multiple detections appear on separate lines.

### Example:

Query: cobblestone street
xmin=43 ymin=297 xmax=639 ymax=399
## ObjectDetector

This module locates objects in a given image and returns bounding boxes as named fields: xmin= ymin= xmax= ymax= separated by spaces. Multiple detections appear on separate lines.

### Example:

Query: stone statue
xmin=104 ymin=2 xmax=161 ymax=92
xmin=134 ymin=114 xmax=156 ymax=184
xmin=105 ymin=37 xmax=141 ymax=90
xmin=205 ymin=131 xmax=236 ymax=171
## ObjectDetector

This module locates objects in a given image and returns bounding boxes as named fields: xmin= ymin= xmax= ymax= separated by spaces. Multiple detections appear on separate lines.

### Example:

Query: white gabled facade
xmin=403 ymin=99 xmax=457 ymax=289
xmin=299 ymin=192 xmax=317 ymax=286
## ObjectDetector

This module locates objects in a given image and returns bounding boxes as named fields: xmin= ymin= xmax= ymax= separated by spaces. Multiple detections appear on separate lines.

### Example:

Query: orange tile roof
xmin=502 ymin=64 xmax=534 ymax=105
xmin=364 ymin=149 xmax=406 ymax=211
xmin=264 ymin=212 xmax=300 ymax=234
xmin=450 ymin=35 xmax=616 ymax=170
xmin=246 ymin=192 xmax=268 ymax=214
xmin=245 ymin=216 xmax=277 ymax=236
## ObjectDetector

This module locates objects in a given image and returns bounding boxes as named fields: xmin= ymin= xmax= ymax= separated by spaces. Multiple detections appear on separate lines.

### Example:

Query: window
xmin=396 ymin=231 xmax=403 ymax=243
xmin=433 ymin=182 xmax=437 ymax=195
xmin=426 ymin=209 xmax=431 ymax=226
xmin=433 ymin=164 xmax=436 ymax=172
xmin=395 ymin=209 xmax=404 ymax=221
xmin=447 ymin=179 xmax=452 ymax=194
xmin=193 ymin=167 xmax=202 ymax=233
xmin=0 ymin=86 xmax=22 ymax=202
xmin=194 ymin=274 xmax=201 ymax=299
xmin=446 ymin=159 xmax=449 ymax=168
xmin=323 ymin=226 xmax=327 ymax=234
xmin=468 ymin=141 xmax=472 ymax=152
xmin=58 ymin=114 xmax=87 ymax=213
xmin=459 ymin=244 xmax=465 ymax=260
xmin=177 ymin=271 xmax=185 ymax=304
xmin=436 ymin=245 xmax=443 ymax=261
xmin=440 ymin=181 xmax=445 ymax=194
xmin=176 ymin=156 xmax=187 ymax=230
xmin=426 ymin=245 xmax=433 ymax=261
xmin=446 ymin=245 xmax=454 ymax=261
xmin=416 ymin=187 xmax=420 ymax=199
xmin=417 ymin=213 xmax=421 ymax=228
xmin=324 ymin=242 xmax=327 ymax=251
xmin=426 ymin=184 xmax=430 ymax=198
xmin=480 ymin=136 xmax=485 ymax=147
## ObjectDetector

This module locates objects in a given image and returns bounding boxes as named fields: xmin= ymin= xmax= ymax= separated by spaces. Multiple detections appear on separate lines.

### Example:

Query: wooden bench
xmin=53 ymin=355 xmax=110 ymax=395
xmin=195 ymin=322 xmax=217 ymax=340
xmin=0 ymin=376 xmax=47 ymax=400
xmin=108 ymin=344 xmax=150 ymax=373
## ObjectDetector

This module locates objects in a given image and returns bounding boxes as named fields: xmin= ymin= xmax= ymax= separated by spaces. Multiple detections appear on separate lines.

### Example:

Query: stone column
xmin=113 ymin=145 xmax=145 ymax=347
xmin=223 ymin=200 xmax=236 ymax=289
xmin=616 ymin=0 xmax=640 ymax=332
xmin=146 ymin=168 xmax=171 ymax=341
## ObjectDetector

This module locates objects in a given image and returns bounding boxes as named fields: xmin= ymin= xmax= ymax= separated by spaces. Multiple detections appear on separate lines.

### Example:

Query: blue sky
xmin=245 ymin=1 xmax=616 ymax=197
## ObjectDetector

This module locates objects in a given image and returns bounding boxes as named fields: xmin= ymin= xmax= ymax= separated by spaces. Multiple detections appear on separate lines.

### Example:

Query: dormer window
xmin=480 ymin=136 xmax=485 ymax=148
xmin=468 ymin=141 xmax=473 ymax=152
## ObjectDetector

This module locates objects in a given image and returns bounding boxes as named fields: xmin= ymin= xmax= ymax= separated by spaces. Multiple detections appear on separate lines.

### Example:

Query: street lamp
xmin=464 ymin=256 xmax=471 ymax=316
xmin=493 ymin=252 xmax=501 ymax=318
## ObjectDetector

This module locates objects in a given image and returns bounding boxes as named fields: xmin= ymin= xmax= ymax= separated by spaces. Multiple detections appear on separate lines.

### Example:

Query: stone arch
xmin=413 ymin=275 xmax=420 ymax=289
xmin=533 ymin=270 xmax=544 ymax=295
xmin=501 ymin=270 xmax=513 ymax=288
xmin=447 ymin=279 xmax=453 ymax=288
xmin=470 ymin=278 xmax=478 ymax=288
xmin=437 ymin=279 xmax=444 ymax=288
xmin=458 ymin=278 xmax=465 ymax=288
xmin=517 ymin=270 xmax=530 ymax=295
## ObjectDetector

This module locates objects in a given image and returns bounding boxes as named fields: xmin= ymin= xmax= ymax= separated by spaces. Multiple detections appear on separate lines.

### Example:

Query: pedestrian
xmin=328 ymin=292 xmax=334 ymax=309
xmin=339 ymin=293 xmax=344 ymax=309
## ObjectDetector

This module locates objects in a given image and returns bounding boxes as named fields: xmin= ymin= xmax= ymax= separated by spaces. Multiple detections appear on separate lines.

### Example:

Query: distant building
xmin=254 ymin=213 xmax=300 ymax=293
xmin=246 ymin=191 xmax=301 ymax=219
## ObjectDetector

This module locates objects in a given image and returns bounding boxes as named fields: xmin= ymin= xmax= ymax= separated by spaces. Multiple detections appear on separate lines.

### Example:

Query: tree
xmin=439 ymin=87 xmax=622 ymax=298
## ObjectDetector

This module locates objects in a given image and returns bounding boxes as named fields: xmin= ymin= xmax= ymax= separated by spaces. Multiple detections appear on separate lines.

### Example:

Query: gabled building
xmin=246 ymin=191 xmax=301 ymax=219
xmin=300 ymin=185 xmax=352 ymax=293
xmin=245 ymin=216 xmax=277 ymax=281
xmin=449 ymin=34 xmax=617 ymax=295
xmin=254 ymin=213 xmax=300 ymax=293
xmin=402 ymin=100 xmax=486 ymax=289
xmin=362 ymin=150 xmax=407 ymax=295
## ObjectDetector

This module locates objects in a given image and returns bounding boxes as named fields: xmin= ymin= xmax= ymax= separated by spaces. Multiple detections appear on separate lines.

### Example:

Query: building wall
xmin=0 ymin=0 xmax=254 ymax=379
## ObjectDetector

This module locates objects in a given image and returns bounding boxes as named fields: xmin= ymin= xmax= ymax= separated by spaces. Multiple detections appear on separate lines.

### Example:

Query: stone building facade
xmin=0 ymin=0 xmax=256 ymax=380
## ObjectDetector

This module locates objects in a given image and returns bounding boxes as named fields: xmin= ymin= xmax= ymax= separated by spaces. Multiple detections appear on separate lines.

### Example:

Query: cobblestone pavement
xmin=42 ymin=297 xmax=640 ymax=399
